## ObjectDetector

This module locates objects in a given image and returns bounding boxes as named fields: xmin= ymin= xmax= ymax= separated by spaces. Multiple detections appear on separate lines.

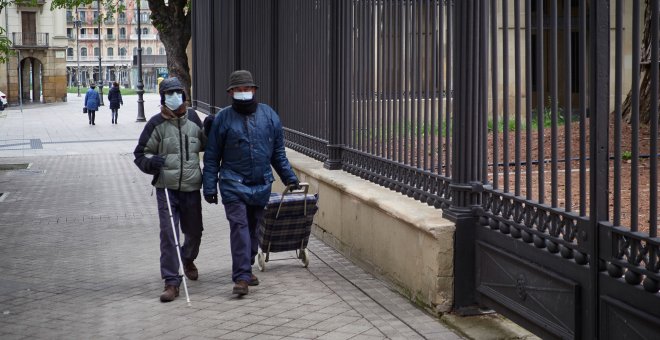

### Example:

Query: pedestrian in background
xmin=107 ymin=82 xmax=123 ymax=124
xmin=133 ymin=77 xmax=207 ymax=302
xmin=84 ymin=83 xmax=100 ymax=125
xmin=203 ymin=70 xmax=300 ymax=296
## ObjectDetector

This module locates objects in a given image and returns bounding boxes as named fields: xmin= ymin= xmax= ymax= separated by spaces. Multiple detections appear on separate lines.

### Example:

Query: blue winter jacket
xmin=202 ymin=103 xmax=298 ymax=206
xmin=84 ymin=88 xmax=100 ymax=111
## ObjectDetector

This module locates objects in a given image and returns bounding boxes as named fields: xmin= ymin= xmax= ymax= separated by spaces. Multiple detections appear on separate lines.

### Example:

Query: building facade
xmin=65 ymin=0 xmax=166 ymax=93
xmin=0 ymin=0 xmax=68 ymax=105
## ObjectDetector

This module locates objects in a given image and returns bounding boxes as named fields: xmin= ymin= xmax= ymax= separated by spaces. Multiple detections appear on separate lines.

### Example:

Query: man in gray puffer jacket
xmin=134 ymin=77 xmax=206 ymax=302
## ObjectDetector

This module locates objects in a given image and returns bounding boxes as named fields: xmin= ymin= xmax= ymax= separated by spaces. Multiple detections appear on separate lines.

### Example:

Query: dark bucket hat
xmin=226 ymin=70 xmax=258 ymax=92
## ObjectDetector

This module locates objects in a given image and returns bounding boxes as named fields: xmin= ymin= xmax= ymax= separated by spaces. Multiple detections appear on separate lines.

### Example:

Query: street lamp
xmin=74 ymin=9 xmax=81 ymax=97
xmin=97 ymin=0 xmax=104 ymax=105
xmin=135 ymin=0 xmax=146 ymax=122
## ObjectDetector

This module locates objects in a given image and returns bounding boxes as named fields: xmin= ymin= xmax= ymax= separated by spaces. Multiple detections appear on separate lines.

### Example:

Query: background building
xmin=0 ymin=0 xmax=68 ymax=105
xmin=65 ymin=0 xmax=165 ymax=92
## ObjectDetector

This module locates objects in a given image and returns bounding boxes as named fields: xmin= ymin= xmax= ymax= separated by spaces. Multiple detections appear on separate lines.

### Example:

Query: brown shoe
xmin=232 ymin=280 xmax=249 ymax=295
xmin=183 ymin=261 xmax=198 ymax=281
xmin=160 ymin=285 xmax=179 ymax=302
xmin=249 ymin=274 xmax=259 ymax=286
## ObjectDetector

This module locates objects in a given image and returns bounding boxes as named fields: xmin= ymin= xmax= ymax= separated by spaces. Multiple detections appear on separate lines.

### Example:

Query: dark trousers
xmin=87 ymin=110 xmax=96 ymax=124
xmin=111 ymin=109 xmax=118 ymax=123
xmin=157 ymin=188 xmax=203 ymax=286
xmin=224 ymin=201 xmax=264 ymax=283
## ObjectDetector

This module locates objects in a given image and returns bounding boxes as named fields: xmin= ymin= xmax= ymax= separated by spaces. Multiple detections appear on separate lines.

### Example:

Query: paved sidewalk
xmin=0 ymin=95 xmax=462 ymax=339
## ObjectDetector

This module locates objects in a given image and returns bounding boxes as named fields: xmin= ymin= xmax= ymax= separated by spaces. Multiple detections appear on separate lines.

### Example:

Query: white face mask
xmin=233 ymin=91 xmax=253 ymax=101
xmin=165 ymin=93 xmax=183 ymax=110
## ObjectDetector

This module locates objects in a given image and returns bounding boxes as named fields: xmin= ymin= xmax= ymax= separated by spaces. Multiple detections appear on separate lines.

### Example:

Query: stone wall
xmin=275 ymin=150 xmax=456 ymax=314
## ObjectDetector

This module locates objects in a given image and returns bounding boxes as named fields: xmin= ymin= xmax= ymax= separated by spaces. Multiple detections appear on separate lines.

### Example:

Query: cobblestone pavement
xmin=0 ymin=94 xmax=462 ymax=339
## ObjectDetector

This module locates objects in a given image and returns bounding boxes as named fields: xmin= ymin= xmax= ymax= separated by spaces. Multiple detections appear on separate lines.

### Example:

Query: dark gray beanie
xmin=226 ymin=70 xmax=258 ymax=92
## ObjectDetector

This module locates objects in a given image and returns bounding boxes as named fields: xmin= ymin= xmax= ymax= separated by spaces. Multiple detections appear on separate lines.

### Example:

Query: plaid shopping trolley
xmin=256 ymin=183 xmax=318 ymax=271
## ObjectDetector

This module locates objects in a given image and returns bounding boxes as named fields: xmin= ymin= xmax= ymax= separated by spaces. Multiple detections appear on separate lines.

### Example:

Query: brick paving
xmin=0 ymin=94 xmax=462 ymax=339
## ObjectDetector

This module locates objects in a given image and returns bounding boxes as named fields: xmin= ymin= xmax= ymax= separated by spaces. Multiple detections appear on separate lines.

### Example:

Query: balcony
xmin=106 ymin=34 xmax=115 ymax=40
xmin=130 ymin=34 xmax=158 ymax=40
xmin=79 ymin=34 xmax=99 ymax=40
xmin=12 ymin=32 xmax=49 ymax=48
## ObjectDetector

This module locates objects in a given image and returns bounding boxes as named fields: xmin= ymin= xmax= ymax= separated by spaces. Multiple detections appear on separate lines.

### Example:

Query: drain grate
xmin=0 ymin=163 xmax=30 ymax=171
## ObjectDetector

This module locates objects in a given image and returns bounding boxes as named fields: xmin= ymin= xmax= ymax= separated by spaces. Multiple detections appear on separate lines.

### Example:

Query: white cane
xmin=164 ymin=188 xmax=191 ymax=306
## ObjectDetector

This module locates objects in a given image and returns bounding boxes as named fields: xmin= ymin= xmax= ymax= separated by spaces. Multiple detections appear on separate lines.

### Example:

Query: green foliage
xmin=50 ymin=0 xmax=126 ymax=24
xmin=622 ymin=150 xmax=633 ymax=161
xmin=0 ymin=27 xmax=16 ymax=64
xmin=488 ymin=117 xmax=527 ymax=133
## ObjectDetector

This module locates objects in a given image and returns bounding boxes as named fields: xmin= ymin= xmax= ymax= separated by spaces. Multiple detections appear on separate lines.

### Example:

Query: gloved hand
xmin=150 ymin=156 xmax=165 ymax=172
xmin=287 ymin=180 xmax=301 ymax=192
xmin=203 ymin=115 xmax=215 ymax=136
xmin=204 ymin=194 xmax=218 ymax=204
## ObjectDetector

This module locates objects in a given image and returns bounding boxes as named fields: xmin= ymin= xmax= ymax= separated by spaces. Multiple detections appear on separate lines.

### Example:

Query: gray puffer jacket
xmin=134 ymin=107 xmax=206 ymax=192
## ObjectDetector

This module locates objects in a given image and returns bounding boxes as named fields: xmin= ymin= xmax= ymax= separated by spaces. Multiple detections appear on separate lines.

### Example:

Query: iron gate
xmin=191 ymin=1 xmax=660 ymax=338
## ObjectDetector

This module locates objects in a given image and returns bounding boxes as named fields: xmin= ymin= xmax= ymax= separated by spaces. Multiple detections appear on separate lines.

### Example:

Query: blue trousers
xmin=157 ymin=189 xmax=203 ymax=286
xmin=224 ymin=201 xmax=264 ymax=283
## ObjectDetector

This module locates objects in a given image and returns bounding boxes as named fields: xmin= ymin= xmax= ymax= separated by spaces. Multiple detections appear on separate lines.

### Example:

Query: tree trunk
xmin=621 ymin=0 xmax=659 ymax=125
xmin=148 ymin=0 xmax=192 ymax=99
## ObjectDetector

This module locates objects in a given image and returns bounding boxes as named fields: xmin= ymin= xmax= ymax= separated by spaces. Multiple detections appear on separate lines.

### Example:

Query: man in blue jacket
xmin=203 ymin=70 xmax=299 ymax=295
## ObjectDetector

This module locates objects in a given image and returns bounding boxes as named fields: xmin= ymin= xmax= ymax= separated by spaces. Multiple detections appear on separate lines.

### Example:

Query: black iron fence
xmin=192 ymin=1 xmax=660 ymax=338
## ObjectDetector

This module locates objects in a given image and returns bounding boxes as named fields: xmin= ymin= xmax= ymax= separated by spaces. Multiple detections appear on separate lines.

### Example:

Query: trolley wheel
xmin=300 ymin=249 xmax=309 ymax=268
xmin=257 ymin=251 xmax=266 ymax=272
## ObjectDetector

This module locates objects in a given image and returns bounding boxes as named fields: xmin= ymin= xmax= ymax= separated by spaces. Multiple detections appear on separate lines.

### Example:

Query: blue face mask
xmin=233 ymin=91 xmax=253 ymax=101
xmin=165 ymin=93 xmax=183 ymax=110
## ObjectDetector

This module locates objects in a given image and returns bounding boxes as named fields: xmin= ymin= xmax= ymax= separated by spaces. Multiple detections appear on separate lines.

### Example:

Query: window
xmin=94 ymin=47 xmax=99 ymax=56
xmin=107 ymin=47 xmax=113 ymax=56
xmin=146 ymin=47 xmax=152 ymax=55
xmin=142 ymin=28 xmax=148 ymax=35
xmin=80 ymin=11 xmax=86 ymax=21
xmin=94 ymin=28 xmax=99 ymax=35
xmin=119 ymin=47 xmax=127 ymax=56
xmin=118 ymin=12 xmax=126 ymax=22
xmin=67 ymin=47 xmax=73 ymax=57
xmin=67 ymin=28 xmax=74 ymax=39
xmin=159 ymin=48 xmax=164 ymax=55
xmin=119 ymin=27 xmax=126 ymax=38
xmin=93 ymin=11 xmax=98 ymax=20
xmin=81 ymin=47 xmax=87 ymax=56
xmin=133 ymin=47 xmax=137 ymax=56
xmin=141 ymin=12 xmax=149 ymax=23
xmin=80 ymin=28 xmax=87 ymax=35
xmin=106 ymin=28 xmax=113 ymax=35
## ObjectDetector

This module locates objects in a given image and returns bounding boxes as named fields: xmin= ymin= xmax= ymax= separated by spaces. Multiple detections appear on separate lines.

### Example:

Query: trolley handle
xmin=276 ymin=182 xmax=310 ymax=219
